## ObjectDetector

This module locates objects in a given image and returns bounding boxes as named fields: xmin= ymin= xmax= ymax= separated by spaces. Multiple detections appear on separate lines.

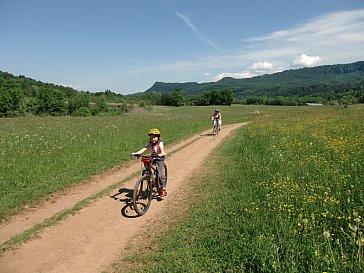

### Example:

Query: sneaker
xmin=160 ymin=187 xmax=167 ymax=197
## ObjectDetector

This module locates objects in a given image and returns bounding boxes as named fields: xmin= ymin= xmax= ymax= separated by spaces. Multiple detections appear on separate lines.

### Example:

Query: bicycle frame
xmin=132 ymin=154 xmax=166 ymax=216
xmin=212 ymin=118 xmax=220 ymax=135
xmin=140 ymin=156 xmax=158 ymax=188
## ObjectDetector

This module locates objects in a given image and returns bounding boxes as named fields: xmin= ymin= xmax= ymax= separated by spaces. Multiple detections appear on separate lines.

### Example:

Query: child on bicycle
xmin=212 ymin=109 xmax=222 ymax=130
xmin=131 ymin=128 xmax=167 ymax=197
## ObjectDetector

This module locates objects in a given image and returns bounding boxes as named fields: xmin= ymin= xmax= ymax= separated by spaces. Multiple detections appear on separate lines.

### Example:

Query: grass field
xmin=1 ymin=104 xmax=363 ymax=272
xmin=122 ymin=105 xmax=364 ymax=272
xmin=0 ymin=105 xmax=250 ymax=221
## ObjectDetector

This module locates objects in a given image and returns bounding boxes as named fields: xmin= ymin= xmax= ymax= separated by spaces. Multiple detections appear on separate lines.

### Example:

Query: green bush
xmin=73 ymin=106 xmax=91 ymax=117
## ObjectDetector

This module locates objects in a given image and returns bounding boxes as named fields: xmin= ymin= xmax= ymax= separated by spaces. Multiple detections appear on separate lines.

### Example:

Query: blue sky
xmin=1 ymin=0 xmax=364 ymax=94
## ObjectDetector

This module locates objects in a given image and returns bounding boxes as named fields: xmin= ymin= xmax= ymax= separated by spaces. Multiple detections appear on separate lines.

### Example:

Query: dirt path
xmin=0 ymin=123 xmax=246 ymax=273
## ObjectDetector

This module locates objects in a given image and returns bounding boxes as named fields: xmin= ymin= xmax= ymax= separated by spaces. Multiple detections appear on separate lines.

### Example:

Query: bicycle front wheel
xmin=133 ymin=175 xmax=152 ymax=216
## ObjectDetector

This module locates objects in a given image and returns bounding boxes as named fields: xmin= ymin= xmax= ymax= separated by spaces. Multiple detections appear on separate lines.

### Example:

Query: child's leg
xmin=155 ymin=158 xmax=165 ymax=189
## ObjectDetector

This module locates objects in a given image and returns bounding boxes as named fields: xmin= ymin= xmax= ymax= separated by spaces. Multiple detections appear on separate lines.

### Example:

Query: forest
xmin=0 ymin=61 xmax=363 ymax=117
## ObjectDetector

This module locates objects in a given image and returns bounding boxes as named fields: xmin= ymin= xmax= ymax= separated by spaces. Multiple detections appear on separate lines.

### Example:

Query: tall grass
xmin=0 ymin=105 xmax=250 ymax=221
xmin=125 ymin=105 xmax=364 ymax=272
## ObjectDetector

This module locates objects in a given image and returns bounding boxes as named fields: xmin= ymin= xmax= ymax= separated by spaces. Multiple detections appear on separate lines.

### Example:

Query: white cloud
xmin=207 ymin=71 xmax=257 ymax=82
xmin=131 ymin=8 xmax=364 ymax=88
xmin=58 ymin=83 xmax=87 ymax=91
xmin=292 ymin=53 xmax=322 ymax=67
xmin=205 ymin=61 xmax=286 ymax=82
xmin=244 ymin=9 xmax=364 ymax=65
xmin=199 ymin=9 xmax=364 ymax=83
xmin=246 ymin=9 xmax=364 ymax=45
xmin=248 ymin=61 xmax=274 ymax=71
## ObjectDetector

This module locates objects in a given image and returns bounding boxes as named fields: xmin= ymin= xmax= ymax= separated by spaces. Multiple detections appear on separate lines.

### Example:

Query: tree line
xmin=0 ymin=72 xmax=234 ymax=117
xmin=1 ymin=70 xmax=363 ymax=117
xmin=134 ymin=89 xmax=234 ymax=107
xmin=146 ymin=61 xmax=364 ymax=98
xmin=0 ymin=74 xmax=131 ymax=117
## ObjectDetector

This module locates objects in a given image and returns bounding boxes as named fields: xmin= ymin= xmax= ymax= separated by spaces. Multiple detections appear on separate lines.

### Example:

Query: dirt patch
xmin=0 ymin=123 xmax=247 ymax=273
xmin=106 ymin=159 xmax=218 ymax=273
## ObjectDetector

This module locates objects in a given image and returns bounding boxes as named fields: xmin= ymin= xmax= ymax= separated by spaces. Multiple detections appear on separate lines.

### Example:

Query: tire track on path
xmin=0 ymin=129 xmax=204 ymax=246
xmin=0 ymin=123 xmax=247 ymax=273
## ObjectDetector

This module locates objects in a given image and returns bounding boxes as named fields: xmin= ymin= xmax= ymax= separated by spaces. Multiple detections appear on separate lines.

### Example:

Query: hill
xmin=145 ymin=61 xmax=364 ymax=99
xmin=0 ymin=72 xmax=127 ymax=117
xmin=1 ymin=61 xmax=364 ymax=117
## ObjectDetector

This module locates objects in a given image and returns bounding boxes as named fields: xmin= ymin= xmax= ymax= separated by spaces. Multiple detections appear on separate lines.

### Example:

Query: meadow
xmin=0 ymin=105 xmax=249 ymax=221
xmin=122 ymin=105 xmax=364 ymax=273
xmin=1 ymin=104 xmax=363 ymax=272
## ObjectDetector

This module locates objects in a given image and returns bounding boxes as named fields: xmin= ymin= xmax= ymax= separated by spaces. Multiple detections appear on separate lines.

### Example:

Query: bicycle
xmin=212 ymin=118 xmax=220 ymax=135
xmin=131 ymin=154 xmax=168 ymax=216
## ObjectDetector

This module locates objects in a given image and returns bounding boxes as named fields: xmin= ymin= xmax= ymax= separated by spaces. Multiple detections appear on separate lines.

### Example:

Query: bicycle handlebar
xmin=131 ymin=154 xmax=163 ymax=159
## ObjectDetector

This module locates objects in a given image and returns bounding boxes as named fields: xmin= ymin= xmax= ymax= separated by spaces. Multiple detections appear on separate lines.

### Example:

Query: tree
xmin=160 ymin=90 xmax=185 ymax=106
xmin=339 ymin=95 xmax=355 ymax=108
xmin=90 ymin=95 xmax=108 ymax=115
xmin=36 ymin=86 xmax=67 ymax=115
xmin=191 ymin=89 xmax=234 ymax=106
xmin=0 ymin=79 xmax=23 ymax=116
xmin=19 ymin=96 xmax=38 ymax=115
xmin=219 ymin=89 xmax=234 ymax=105
xmin=67 ymin=92 xmax=90 ymax=115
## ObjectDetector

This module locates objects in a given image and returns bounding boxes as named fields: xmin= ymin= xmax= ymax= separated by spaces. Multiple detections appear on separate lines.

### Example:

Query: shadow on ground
xmin=110 ymin=188 xmax=139 ymax=218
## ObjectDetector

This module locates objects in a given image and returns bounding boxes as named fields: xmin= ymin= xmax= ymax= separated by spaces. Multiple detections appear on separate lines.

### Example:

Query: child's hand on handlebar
xmin=151 ymin=153 xmax=164 ymax=158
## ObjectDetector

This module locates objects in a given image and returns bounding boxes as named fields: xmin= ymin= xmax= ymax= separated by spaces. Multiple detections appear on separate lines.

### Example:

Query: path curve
xmin=0 ymin=123 xmax=247 ymax=273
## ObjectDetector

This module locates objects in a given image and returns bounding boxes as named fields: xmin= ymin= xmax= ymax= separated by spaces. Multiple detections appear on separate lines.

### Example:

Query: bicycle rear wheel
xmin=163 ymin=164 xmax=168 ymax=187
xmin=133 ymin=175 xmax=152 ymax=216
xmin=213 ymin=125 xmax=218 ymax=135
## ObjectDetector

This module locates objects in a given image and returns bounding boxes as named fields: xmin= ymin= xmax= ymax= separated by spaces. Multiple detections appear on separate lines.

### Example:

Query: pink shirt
xmin=213 ymin=113 xmax=221 ymax=119
xmin=145 ymin=141 xmax=164 ymax=154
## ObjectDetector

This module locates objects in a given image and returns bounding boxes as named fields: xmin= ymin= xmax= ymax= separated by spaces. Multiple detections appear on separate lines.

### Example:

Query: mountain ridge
xmin=145 ymin=61 xmax=364 ymax=97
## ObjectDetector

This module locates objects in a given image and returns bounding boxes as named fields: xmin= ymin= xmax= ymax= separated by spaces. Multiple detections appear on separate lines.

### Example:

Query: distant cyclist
xmin=131 ymin=128 xmax=167 ymax=197
xmin=212 ymin=109 xmax=222 ymax=131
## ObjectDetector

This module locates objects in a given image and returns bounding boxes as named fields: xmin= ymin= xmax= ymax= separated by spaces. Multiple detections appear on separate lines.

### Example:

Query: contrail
xmin=176 ymin=12 xmax=223 ymax=52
